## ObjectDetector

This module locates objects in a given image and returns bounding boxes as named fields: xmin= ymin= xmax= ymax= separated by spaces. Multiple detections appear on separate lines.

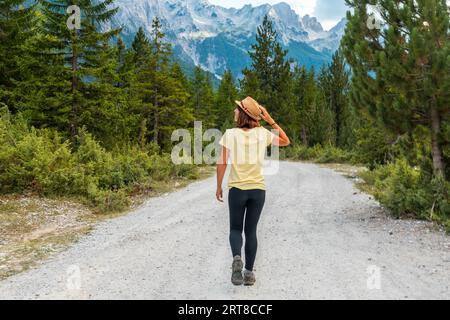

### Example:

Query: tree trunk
xmin=430 ymin=104 xmax=445 ymax=177
xmin=153 ymin=112 xmax=159 ymax=144
xmin=139 ymin=118 xmax=147 ymax=148
xmin=335 ymin=107 xmax=341 ymax=147
xmin=301 ymin=126 xmax=308 ymax=146
xmin=70 ymin=31 xmax=79 ymax=144
xmin=153 ymin=89 xmax=159 ymax=144
xmin=153 ymin=38 xmax=160 ymax=145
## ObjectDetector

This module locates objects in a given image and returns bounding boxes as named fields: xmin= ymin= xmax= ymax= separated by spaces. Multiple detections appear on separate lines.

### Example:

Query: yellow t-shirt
xmin=219 ymin=126 xmax=276 ymax=191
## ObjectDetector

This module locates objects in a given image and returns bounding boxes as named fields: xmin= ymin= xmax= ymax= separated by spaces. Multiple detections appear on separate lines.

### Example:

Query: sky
xmin=208 ymin=0 xmax=349 ymax=30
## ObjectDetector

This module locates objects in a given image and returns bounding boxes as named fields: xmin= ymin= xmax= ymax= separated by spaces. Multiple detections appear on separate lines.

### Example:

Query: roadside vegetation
xmin=0 ymin=0 xmax=448 ymax=277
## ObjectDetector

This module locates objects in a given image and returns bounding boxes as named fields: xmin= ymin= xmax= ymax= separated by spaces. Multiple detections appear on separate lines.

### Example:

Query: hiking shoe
xmin=231 ymin=255 xmax=243 ymax=285
xmin=243 ymin=269 xmax=256 ymax=286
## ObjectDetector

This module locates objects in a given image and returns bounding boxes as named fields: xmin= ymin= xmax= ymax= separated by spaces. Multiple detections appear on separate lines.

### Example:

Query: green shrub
xmin=86 ymin=183 xmax=130 ymax=213
xmin=361 ymin=159 xmax=450 ymax=231
xmin=354 ymin=125 xmax=392 ymax=168
xmin=280 ymin=145 xmax=309 ymax=160
xmin=172 ymin=163 xmax=199 ymax=179
xmin=373 ymin=159 xmax=424 ymax=218
xmin=0 ymin=111 xmax=199 ymax=213
xmin=0 ymin=124 xmax=73 ymax=193
xmin=315 ymin=146 xmax=355 ymax=163
xmin=426 ymin=176 xmax=450 ymax=230
xmin=281 ymin=144 xmax=356 ymax=164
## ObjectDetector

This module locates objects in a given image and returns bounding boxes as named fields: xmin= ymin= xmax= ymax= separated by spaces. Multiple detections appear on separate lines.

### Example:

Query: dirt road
xmin=0 ymin=161 xmax=448 ymax=299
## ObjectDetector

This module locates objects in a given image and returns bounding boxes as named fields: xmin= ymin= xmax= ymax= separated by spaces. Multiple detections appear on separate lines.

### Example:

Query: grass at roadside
xmin=0 ymin=165 xmax=215 ymax=280
xmin=0 ymin=110 xmax=219 ymax=278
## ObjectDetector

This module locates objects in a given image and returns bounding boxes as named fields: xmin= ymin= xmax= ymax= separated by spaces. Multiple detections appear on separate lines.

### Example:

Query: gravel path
xmin=0 ymin=161 xmax=449 ymax=299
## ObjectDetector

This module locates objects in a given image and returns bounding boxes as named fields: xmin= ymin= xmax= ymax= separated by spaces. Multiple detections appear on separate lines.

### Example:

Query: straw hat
xmin=234 ymin=96 xmax=263 ymax=121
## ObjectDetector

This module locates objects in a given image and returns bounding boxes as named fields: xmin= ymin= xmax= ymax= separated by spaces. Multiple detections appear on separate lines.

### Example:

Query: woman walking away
xmin=216 ymin=96 xmax=290 ymax=286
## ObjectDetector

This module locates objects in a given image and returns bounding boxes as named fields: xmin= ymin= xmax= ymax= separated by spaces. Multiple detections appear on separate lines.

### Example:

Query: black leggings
xmin=228 ymin=187 xmax=266 ymax=271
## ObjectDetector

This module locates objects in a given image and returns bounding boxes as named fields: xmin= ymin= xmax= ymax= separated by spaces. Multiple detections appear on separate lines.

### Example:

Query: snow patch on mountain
xmin=309 ymin=18 xmax=347 ymax=53
xmin=107 ymin=0 xmax=347 ymax=79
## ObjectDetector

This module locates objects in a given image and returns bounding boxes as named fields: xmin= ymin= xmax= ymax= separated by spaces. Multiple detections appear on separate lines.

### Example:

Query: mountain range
xmin=103 ymin=0 xmax=347 ymax=82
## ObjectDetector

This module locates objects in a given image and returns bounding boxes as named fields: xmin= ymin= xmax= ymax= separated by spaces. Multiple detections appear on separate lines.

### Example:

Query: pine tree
xmin=292 ymin=66 xmax=316 ymax=145
xmin=271 ymin=43 xmax=295 ymax=130
xmin=131 ymin=26 xmax=151 ymax=70
xmin=239 ymin=70 xmax=264 ymax=106
xmin=13 ymin=14 xmax=71 ymax=131
xmin=0 ymin=0 xmax=36 ymax=110
xmin=318 ymin=51 xmax=350 ymax=147
xmin=170 ymin=62 xmax=191 ymax=92
xmin=131 ymin=19 xmax=193 ymax=148
xmin=240 ymin=15 xmax=294 ymax=136
xmin=14 ymin=0 xmax=121 ymax=143
xmin=215 ymin=70 xmax=238 ymax=131
xmin=241 ymin=15 xmax=277 ymax=103
xmin=126 ymin=28 xmax=153 ymax=146
xmin=158 ymin=62 xmax=193 ymax=150
xmin=292 ymin=66 xmax=334 ymax=146
xmin=189 ymin=66 xmax=216 ymax=129
xmin=115 ymin=36 xmax=128 ymax=88
xmin=149 ymin=17 xmax=171 ymax=144
xmin=314 ymin=67 xmax=338 ymax=145
xmin=129 ymin=29 xmax=151 ymax=146
xmin=83 ymin=40 xmax=132 ymax=147
xmin=342 ymin=0 xmax=449 ymax=178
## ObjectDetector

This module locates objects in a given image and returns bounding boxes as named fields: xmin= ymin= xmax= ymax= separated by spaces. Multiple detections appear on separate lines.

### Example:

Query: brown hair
xmin=236 ymin=107 xmax=260 ymax=129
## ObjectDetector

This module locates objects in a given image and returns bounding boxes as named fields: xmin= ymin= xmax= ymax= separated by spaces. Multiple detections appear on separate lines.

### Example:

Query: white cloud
xmin=208 ymin=0 xmax=347 ymax=30
xmin=209 ymin=0 xmax=316 ymax=16
xmin=313 ymin=0 xmax=349 ymax=22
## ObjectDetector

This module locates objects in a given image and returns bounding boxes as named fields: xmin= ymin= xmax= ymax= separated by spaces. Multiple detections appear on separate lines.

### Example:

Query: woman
xmin=216 ymin=96 xmax=290 ymax=286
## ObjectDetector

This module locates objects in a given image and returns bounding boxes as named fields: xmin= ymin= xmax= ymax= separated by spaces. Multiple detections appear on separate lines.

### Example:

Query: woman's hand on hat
xmin=259 ymin=106 xmax=274 ymax=124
